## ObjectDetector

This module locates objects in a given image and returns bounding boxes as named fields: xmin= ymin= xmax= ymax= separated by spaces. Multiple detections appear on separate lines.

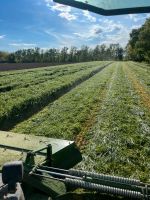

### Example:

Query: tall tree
xmin=127 ymin=17 xmax=150 ymax=63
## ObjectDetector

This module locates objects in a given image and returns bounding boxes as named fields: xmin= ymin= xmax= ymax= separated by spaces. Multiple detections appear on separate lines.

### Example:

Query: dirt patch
xmin=0 ymin=63 xmax=58 ymax=71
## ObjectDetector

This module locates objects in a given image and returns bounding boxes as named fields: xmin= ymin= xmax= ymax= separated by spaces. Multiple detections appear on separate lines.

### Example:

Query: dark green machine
xmin=0 ymin=131 xmax=150 ymax=199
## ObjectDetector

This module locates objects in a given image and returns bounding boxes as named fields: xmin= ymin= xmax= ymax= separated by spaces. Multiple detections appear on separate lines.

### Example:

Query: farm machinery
xmin=0 ymin=131 xmax=150 ymax=200
xmin=0 ymin=0 xmax=150 ymax=199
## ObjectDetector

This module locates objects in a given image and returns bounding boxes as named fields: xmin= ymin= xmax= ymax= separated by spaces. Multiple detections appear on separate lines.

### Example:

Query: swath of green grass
xmin=128 ymin=62 xmax=150 ymax=92
xmin=79 ymin=62 xmax=150 ymax=182
xmin=0 ymin=61 xmax=103 ymax=92
xmin=12 ymin=63 xmax=116 ymax=140
xmin=0 ymin=62 xmax=110 ymax=129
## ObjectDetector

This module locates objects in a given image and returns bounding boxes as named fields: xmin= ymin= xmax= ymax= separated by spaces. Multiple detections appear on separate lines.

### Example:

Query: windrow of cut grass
xmin=0 ymin=62 xmax=103 ymax=92
xmin=128 ymin=62 xmax=150 ymax=92
xmin=0 ymin=61 xmax=111 ymax=130
xmin=12 ymin=63 xmax=116 ymax=140
xmin=79 ymin=62 xmax=150 ymax=182
xmin=124 ymin=64 xmax=150 ymax=110
xmin=130 ymin=61 xmax=150 ymax=71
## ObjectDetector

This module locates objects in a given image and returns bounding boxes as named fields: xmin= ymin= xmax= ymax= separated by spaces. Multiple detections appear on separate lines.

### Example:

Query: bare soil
xmin=0 ymin=63 xmax=62 ymax=71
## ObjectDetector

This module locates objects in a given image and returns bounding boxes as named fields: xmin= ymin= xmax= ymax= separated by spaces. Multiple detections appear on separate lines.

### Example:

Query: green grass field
xmin=0 ymin=61 xmax=150 ymax=182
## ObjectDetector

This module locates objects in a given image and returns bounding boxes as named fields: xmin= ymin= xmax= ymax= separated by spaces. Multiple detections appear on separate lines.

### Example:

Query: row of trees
xmin=0 ymin=44 xmax=124 ymax=64
xmin=127 ymin=18 xmax=150 ymax=63
xmin=1 ymin=17 xmax=150 ymax=64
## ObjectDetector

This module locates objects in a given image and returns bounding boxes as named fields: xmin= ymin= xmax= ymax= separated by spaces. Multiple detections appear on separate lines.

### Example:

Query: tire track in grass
xmin=2 ymin=62 xmax=112 ymax=131
xmin=124 ymin=63 xmax=150 ymax=110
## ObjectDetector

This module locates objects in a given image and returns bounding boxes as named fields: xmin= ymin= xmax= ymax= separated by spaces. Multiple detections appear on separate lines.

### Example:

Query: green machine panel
xmin=0 ymin=131 xmax=82 ymax=169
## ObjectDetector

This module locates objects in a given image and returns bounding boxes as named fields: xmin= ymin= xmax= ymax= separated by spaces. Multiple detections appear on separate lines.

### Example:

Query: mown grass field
xmin=0 ymin=61 xmax=150 ymax=182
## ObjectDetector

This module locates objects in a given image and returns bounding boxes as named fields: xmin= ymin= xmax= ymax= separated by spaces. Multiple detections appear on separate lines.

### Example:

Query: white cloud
xmin=101 ymin=27 xmax=131 ymax=47
xmin=72 ymin=17 xmax=133 ymax=47
xmin=74 ymin=24 xmax=103 ymax=40
xmin=128 ymin=14 xmax=139 ymax=22
xmin=0 ymin=35 xmax=6 ymax=39
xmin=102 ymin=19 xmax=123 ymax=32
xmin=45 ymin=0 xmax=77 ymax=21
xmin=50 ymin=3 xmax=71 ymax=13
xmin=74 ymin=20 xmax=124 ymax=41
xmin=127 ymin=14 xmax=148 ymax=22
xmin=82 ymin=10 xmax=96 ymax=22
xmin=9 ymin=43 xmax=36 ymax=47
xmin=44 ymin=29 xmax=80 ymax=47
xmin=59 ymin=11 xmax=77 ymax=21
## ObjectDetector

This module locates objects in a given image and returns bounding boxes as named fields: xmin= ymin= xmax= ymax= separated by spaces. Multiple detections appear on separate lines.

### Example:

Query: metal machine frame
xmin=0 ymin=143 xmax=149 ymax=199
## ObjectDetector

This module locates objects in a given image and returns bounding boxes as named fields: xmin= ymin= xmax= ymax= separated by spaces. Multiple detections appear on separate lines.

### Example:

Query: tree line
xmin=1 ymin=17 xmax=150 ymax=64
xmin=0 ymin=44 xmax=124 ymax=64
xmin=127 ymin=17 xmax=150 ymax=63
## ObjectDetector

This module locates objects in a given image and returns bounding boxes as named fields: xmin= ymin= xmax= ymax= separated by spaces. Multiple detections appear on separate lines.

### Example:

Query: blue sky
xmin=0 ymin=0 xmax=150 ymax=52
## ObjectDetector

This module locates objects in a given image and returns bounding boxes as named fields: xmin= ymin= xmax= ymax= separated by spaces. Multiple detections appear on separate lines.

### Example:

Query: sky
xmin=0 ymin=0 xmax=150 ymax=52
